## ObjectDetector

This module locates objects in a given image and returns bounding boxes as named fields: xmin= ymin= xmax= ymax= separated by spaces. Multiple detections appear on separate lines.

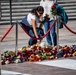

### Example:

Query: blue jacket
xmin=56 ymin=3 xmax=68 ymax=29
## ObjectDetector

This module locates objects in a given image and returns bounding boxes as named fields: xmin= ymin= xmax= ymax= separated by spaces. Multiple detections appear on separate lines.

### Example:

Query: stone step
xmin=0 ymin=0 xmax=76 ymax=25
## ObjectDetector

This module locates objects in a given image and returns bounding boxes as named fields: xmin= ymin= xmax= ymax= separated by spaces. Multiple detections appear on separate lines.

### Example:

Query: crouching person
xmin=20 ymin=6 xmax=44 ymax=46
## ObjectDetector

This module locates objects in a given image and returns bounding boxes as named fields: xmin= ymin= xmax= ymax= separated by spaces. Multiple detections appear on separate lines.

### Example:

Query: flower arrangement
xmin=1 ymin=43 xmax=76 ymax=65
xmin=51 ymin=3 xmax=57 ymax=16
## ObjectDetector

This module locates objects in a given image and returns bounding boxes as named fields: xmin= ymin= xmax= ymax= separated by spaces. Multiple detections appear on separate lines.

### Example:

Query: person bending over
xmin=20 ymin=6 xmax=44 ymax=46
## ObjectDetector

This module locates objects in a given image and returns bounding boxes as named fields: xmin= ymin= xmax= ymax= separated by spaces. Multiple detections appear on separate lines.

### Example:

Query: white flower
xmin=14 ymin=59 xmax=21 ymax=63
xmin=5 ymin=60 xmax=10 ymax=64
xmin=39 ymin=42 xmax=46 ymax=48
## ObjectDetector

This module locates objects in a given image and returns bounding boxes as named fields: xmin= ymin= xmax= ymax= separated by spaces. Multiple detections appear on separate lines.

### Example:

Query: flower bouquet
xmin=1 ymin=42 xmax=76 ymax=65
xmin=51 ymin=3 xmax=57 ymax=16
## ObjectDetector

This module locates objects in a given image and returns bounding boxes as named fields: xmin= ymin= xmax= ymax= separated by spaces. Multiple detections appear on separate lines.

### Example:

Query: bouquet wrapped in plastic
xmin=51 ymin=3 xmax=57 ymax=16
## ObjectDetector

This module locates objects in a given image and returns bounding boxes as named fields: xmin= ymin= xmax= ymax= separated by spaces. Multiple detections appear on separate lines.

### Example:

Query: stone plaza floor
xmin=0 ymin=20 xmax=76 ymax=75
xmin=1 ymin=57 xmax=76 ymax=75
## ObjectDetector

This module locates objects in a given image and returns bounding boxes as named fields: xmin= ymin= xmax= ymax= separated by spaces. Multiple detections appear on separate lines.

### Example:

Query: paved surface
xmin=1 ymin=57 xmax=76 ymax=75
xmin=0 ymin=20 xmax=76 ymax=75
xmin=0 ymin=20 xmax=76 ymax=52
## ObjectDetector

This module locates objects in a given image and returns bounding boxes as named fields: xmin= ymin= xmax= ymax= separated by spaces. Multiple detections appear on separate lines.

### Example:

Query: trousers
xmin=44 ymin=20 xmax=57 ymax=46
xmin=21 ymin=22 xmax=44 ymax=46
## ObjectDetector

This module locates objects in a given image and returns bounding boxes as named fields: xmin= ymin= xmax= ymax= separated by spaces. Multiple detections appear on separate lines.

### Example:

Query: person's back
xmin=40 ymin=0 xmax=57 ymax=46
xmin=40 ymin=0 xmax=54 ymax=20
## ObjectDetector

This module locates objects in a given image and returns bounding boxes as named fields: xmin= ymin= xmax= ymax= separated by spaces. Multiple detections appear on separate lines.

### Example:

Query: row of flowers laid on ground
xmin=1 ymin=42 xmax=76 ymax=65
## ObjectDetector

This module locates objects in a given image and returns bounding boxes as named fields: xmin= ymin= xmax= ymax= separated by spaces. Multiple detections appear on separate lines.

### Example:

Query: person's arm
xmin=32 ymin=19 xmax=39 ymax=38
xmin=32 ymin=19 xmax=41 ymax=43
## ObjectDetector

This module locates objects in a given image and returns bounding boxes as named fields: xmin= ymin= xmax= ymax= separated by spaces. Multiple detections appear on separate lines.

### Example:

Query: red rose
xmin=52 ymin=3 xmax=56 ymax=9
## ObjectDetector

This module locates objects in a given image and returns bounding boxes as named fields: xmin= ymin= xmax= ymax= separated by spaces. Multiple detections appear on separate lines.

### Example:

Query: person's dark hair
xmin=36 ymin=6 xmax=44 ymax=13
xmin=31 ymin=6 xmax=44 ymax=16
xmin=31 ymin=8 xmax=36 ymax=14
